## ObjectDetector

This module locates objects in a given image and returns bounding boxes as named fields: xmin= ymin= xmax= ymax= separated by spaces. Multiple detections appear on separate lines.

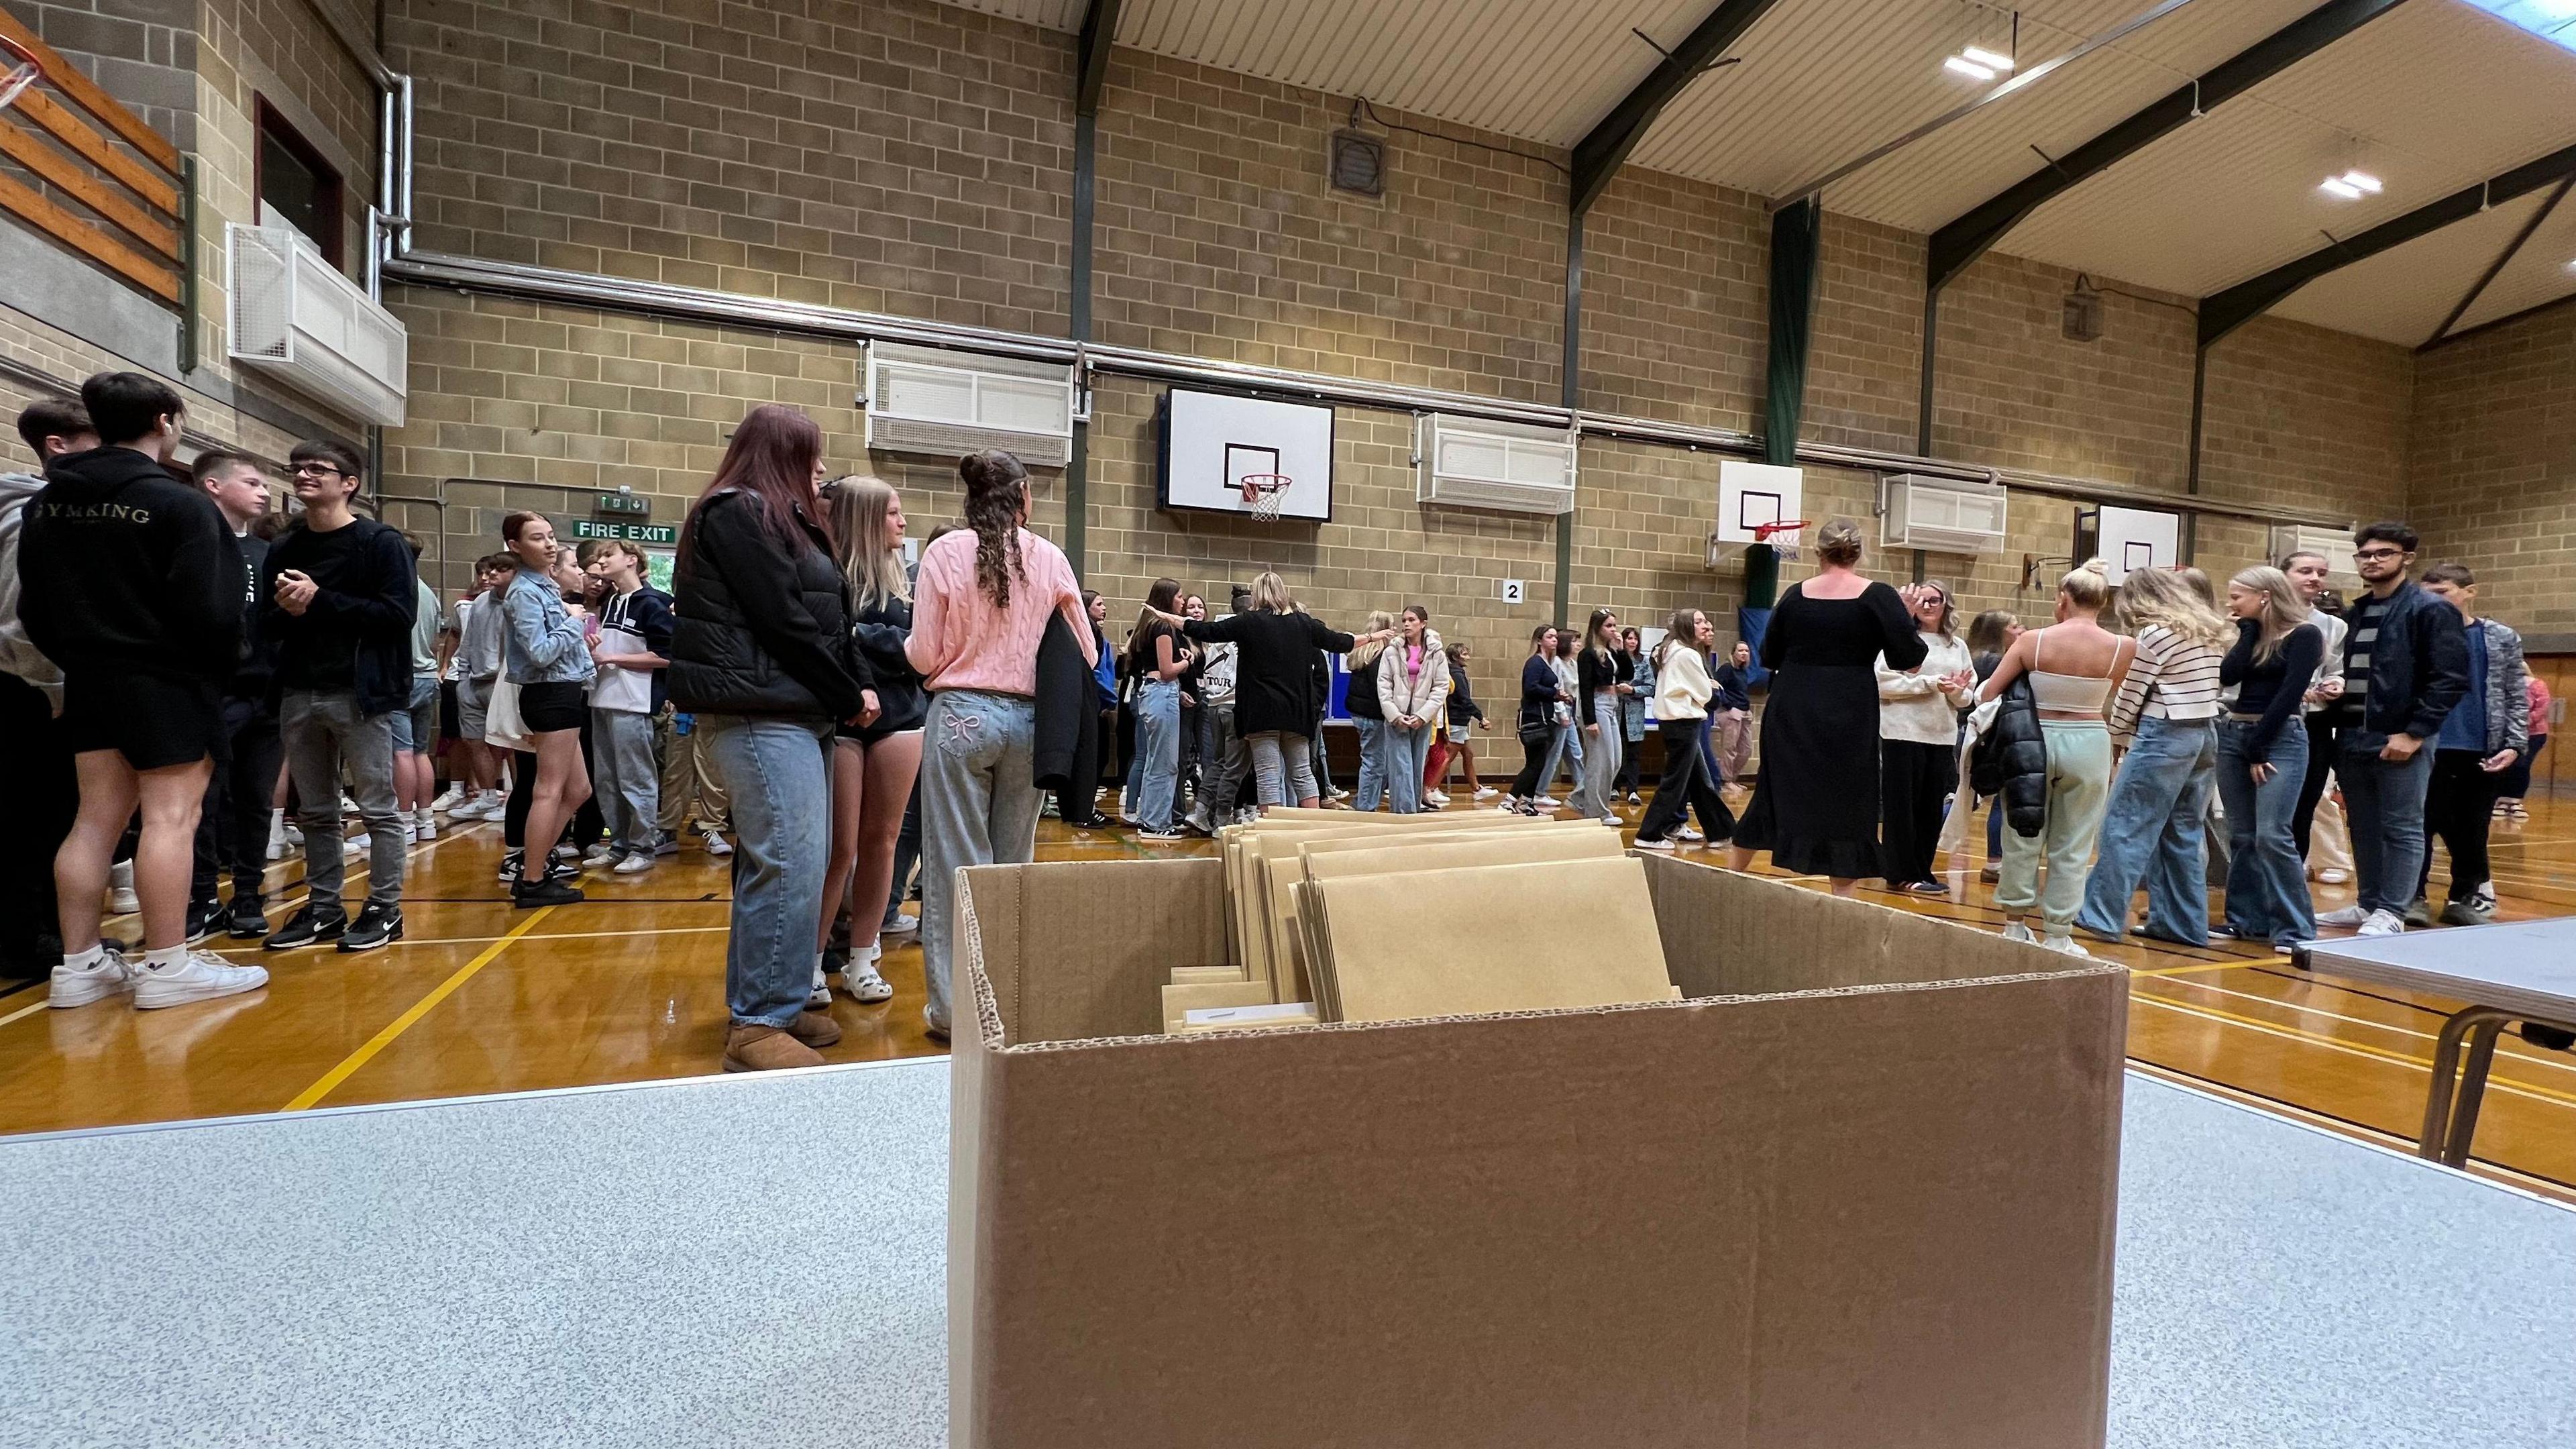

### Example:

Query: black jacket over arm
xmin=668 ymin=488 xmax=865 ymax=720
xmin=1182 ymin=609 xmax=1356 ymax=738
xmin=1033 ymin=609 xmax=1102 ymax=795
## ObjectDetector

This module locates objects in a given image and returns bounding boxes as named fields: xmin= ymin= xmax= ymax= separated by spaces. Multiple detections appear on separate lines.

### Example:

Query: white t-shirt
xmin=444 ymin=596 xmax=474 ymax=682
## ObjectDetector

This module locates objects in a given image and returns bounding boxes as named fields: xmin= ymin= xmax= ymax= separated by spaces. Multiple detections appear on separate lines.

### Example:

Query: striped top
xmin=2107 ymin=625 xmax=2224 ymax=739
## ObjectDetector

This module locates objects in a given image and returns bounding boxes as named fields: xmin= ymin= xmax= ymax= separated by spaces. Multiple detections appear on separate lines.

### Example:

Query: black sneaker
xmin=224 ymin=895 xmax=270 ymax=939
xmin=264 ymin=904 xmax=349 ymax=950
xmin=184 ymin=902 xmax=224 ymax=945
xmin=339 ymin=904 xmax=405 ymax=952
xmin=513 ymin=875 xmax=585 ymax=907
xmin=498 ymin=851 xmax=523 ymax=885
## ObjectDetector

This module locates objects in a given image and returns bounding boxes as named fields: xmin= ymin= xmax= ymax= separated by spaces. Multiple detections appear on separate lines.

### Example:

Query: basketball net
xmin=1237 ymin=472 xmax=1292 ymax=523
xmin=0 ymin=38 xmax=42 ymax=113
xmin=1750 ymin=517 xmax=1809 ymax=564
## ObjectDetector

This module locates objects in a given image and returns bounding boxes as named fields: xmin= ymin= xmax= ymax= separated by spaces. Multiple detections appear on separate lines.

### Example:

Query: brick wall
xmin=1576 ymin=168 xmax=1764 ymax=431
xmin=2202 ymin=315 xmax=2412 ymax=526
xmin=2410 ymin=304 xmax=2576 ymax=638
xmin=0 ymin=301 xmax=315 ymax=470
xmin=389 ymin=0 xmax=1073 ymax=335
xmin=11 ymin=0 xmax=199 ymax=146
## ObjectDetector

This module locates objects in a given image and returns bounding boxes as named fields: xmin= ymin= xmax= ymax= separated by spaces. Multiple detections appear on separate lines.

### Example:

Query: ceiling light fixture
xmin=2339 ymin=169 xmax=2383 ymax=194
xmin=1960 ymin=45 xmax=2017 ymax=70
xmin=2320 ymin=176 xmax=2364 ymax=199
xmin=1943 ymin=54 xmax=1996 ymax=80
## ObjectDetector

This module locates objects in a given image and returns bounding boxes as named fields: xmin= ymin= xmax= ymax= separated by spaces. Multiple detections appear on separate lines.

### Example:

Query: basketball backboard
xmin=2094 ymin=505 xmax=2180 ymax=584
xmin=1158 ymin=388 xmax=1334 ymax=522
xmin=1717 ymin=461 xmax=1802 ymax=545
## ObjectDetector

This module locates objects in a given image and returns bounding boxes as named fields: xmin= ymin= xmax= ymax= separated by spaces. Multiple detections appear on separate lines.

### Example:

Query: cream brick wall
xmin=1576 ymin=168 xmax=1764 ymax=431
xmin=2410 ymin=304 xmax=2576 ymax=638
xmin=0 ymin=301 xmax=315 ymax=470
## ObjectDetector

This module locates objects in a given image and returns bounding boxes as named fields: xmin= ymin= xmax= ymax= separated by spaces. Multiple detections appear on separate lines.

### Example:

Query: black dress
xmin=1734 ymin=581 xmax=1927 ymax=878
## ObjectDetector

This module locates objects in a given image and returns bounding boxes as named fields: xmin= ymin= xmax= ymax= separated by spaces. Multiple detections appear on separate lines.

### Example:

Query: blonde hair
xmin=1916 ymin=578 xmax=1957 ymax=639
xmin=1814 ymin=519 xmax=1864 ymax=568
xmin=2114 ymin=566 xmax=2231 ymax=649
xmin=822 ymin=474 xmax=910 ymax=612
xmin=1347 ymin=610 xmax=1398 ymax=667
xmin=2229 ymin=566 xmax=2312 ymax=664
xmin=1247 ymin=570 xmax=1298 ymax=614
xmin=2059 ymin=560 xmax=2110 ymax=611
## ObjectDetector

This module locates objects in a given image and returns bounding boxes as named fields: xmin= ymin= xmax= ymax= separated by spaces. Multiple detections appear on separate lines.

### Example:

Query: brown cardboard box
xmin=951 ymin=855 xmax=2126 ymax=1449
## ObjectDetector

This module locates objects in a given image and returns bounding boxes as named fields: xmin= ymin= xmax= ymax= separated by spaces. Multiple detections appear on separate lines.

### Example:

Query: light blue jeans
xmin=2076 ymin=716 xmax=2216 ymax=946
xmin=1132 ymin=679 xmax=1181 ymax=831
xmin=2218 ymin=719 xmax=2316 ymax=945
xmin=1539 ymin=716 xmax=1583 ymax=793
xmin=1352 ymin=717 xmax=1388 ymax=811
xmin=1385 ymin=719 xmax=1434 ymax=813
xmin=2341 ymin=741 xmax=2436 ymax=917
xmin=920 ymin=690 xmax=1042 ymax=1033
xmin=701 ymin=714 xmax=833 ymax=1030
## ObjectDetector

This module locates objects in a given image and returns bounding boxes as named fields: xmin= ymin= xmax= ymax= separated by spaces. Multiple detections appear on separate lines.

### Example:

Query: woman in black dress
xmin=1727 ymin=519 xmax=1935 ymax=896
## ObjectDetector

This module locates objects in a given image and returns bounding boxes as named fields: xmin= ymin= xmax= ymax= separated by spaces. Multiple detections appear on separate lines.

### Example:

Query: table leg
xmin=2420 ymin=1009 xmax=2482 ymax=1160
xmin=2443 ymin=1018 xmax=2509 ymax=1168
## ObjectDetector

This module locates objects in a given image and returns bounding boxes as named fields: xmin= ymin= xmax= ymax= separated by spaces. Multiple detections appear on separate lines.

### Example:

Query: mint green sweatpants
xmin=1997 ymin=721 xmax=2112 ymax=935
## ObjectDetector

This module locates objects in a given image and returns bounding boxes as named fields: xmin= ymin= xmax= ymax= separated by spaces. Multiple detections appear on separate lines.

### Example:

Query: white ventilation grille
xmin=1881 ymin=474 xmax=2008 ymax=554
xmin=225 ymin=224 xmax=408 ymax=427
xmin=1415 ymin=413 xmax=1576 ymax=515
xmin=864 ymin=341 xmax=1076 ymax=467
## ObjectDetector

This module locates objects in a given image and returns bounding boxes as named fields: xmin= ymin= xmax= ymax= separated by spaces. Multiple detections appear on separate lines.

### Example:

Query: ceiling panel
xmin=2449 ymin=184 xmax=2576 ymax=333
xmin=938 ymin=0 xmax=1089 ymax=30
xmin=2264 ymin=189 xmax=2545 ymax=343
xmin=1996 ymin=0 xmax=2576 ymax=299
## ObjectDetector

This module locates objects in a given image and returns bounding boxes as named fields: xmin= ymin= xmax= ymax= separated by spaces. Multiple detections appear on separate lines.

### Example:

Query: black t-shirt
xmin=268 ymin=521 xmax=390 ymax=692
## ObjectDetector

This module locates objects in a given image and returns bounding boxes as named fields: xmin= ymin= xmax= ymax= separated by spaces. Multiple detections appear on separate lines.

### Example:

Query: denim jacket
xmin=500 ymin=568 xmax=598 ymax=687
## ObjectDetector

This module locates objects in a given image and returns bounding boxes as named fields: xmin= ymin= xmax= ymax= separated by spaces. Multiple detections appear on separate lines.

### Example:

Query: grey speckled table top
xmin=3 ymin=1062 xmax=2568 ymax=1448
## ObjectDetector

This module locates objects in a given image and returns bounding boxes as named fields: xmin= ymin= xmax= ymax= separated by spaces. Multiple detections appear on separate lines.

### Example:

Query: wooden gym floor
xmin=4 ymin=786 xmax=2573 ymax=1199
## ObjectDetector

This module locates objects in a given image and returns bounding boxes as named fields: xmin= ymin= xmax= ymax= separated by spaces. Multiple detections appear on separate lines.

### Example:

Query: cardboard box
xmin=951 ymin=855 xmax=2127 ymax=1449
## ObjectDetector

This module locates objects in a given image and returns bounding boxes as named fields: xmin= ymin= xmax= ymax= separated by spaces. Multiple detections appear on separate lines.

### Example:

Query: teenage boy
xmin=2314 ymin=521 xmax=2469 ymax=939
xmin=186 ymin=451 xmax=286 ymax=942
xmin=450 ymin=553 xmax=515 ymax=819
xmin=2413 ymin=564 xmax=2526 ymax=927
xmin=19 ymin=372 xmax=265 ymax=1008
xmin=580 ymin=537 xmax=674 ymax=872
xmin=259 ymin=439 xmax=417 ymax=952
xmin=0 ymin=398 xmax=95 ymax=979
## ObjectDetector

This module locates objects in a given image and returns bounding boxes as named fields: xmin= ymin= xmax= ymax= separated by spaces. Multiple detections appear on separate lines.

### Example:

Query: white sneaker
xmin=2002 ymin=922 xmax=2038 ymax=945
xmin=702 ymin=828 xmax=733 ymax=858
xmin=49 ymin=948 xmax=136 ymax=1008
xmin=339 ymin=794 xmax=360 ymax=816
xmin=461 ymin=792 xmax=504 ymax=820
xmin=1474 ymin=787 xmax=1498 ymax=800
xmin=1601 ymin=814 xmax=1623 ymax=826
xmin=2317 ymin=904 xmax=2370 ymax=928
xmin=882 ymin=912 xmax=919 ymax=939
xmin=282 ymin=822 xmax=305 ymax=846
xmin=2473 ymin=881 xmax=2499 ymax=912
xmin=2039 ymin=934 xmax=2091 ymax=958
xmin=1428 ymin=792 xmax=1450 ymax=806
xmin=343 ymin=838 xmax=366 ymax=857
xmin=402 ymin=820 xmax=421 ymax=845
xmin=1678 ymin=826 xmax=1704 ymax=843
xmin=2318 ymin=868 xmax=2350 ymax=885
xmin=133 ymin=950 xmax=268 ymax=1010
xmin=107 ymin=859 xmax=139 ymax=915
xmin=431 ymin=787 xmax=466 ymax=813
xmin=612 ymin=852 xmax=655 ymax=875
xmin=1626 ymin=792 xmax=1642 ymax=806
xmin=808 ymin=962 xmax=832 ymax=1012
xmin=414 ymin=810 xmax=437 ymax=841
xmin=582 ymin=845 xmax=616 ymax=867
xmin=2357 ymin=910 xmax=2405 ymax=938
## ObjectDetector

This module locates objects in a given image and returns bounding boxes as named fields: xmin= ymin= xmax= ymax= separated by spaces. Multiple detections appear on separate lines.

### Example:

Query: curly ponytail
xmin=959 ymin=449 xmax=1029 ymax=608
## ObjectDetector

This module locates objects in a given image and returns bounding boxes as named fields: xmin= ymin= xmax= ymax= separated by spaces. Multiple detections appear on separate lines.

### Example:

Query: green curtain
xmin=1748 ymin=197 xmax=1821 ymax=607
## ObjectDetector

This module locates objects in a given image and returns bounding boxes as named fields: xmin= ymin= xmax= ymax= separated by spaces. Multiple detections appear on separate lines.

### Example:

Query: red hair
xmin=681 ymin=404 xmax=824 ymax=566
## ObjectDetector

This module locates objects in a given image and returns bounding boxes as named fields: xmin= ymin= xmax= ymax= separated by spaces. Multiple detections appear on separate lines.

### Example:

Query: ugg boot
xmin=724 ymin=1024 xmax=825 ymax=1073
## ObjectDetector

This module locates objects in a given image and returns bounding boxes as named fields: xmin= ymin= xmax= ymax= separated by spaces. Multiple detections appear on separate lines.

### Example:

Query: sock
xmin=62 ymin=943 xmax=104 ymax=971
xmin=812 ymin=953 xmax=828 ymax=990
xmin=144 ymin=945 xmax=185 ymax=971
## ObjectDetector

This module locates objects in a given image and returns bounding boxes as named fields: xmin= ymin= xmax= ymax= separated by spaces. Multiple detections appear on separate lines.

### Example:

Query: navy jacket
xmin=2347 ymin=582 xmax=2470 ymax=750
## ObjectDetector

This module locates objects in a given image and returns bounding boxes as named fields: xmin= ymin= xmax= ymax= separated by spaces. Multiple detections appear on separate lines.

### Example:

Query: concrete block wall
xmin=2410 ymin=304 xmax=2576 ymax=639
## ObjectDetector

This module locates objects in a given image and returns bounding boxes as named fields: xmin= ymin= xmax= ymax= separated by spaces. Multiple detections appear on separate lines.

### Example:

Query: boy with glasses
xmin=258 ymin=441 xmax=417 ymax=952
xmin=2314 ymin=522 xmax=2469 ymax=939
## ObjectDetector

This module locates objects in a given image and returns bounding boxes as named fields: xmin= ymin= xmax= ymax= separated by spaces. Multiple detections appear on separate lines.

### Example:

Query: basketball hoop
xmin=1751 ymin=517 xmax=1810 ymax=564
xmin=1237 ymin=472 xmax=1293 ymax=523
xmin=0 ymin=38 xmax=41 ymax=113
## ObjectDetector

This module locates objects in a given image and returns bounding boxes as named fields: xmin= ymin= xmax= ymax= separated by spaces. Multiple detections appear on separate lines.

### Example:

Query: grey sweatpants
xmin=592 ymin=707 xmax=660 ymax=857
xmin=282 ymin=689 xmax=403 ymax=911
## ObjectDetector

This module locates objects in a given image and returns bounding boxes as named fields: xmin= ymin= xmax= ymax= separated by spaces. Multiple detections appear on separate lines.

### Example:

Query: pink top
xmin=903 ymin=527 xmax=1094 ymax=695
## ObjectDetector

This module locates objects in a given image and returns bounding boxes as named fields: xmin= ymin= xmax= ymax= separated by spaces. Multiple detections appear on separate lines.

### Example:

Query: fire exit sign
xmin=594 ymin=491 xmax=653 ymax=517
xmin=570 ymin=518 xmax=676 ymax=545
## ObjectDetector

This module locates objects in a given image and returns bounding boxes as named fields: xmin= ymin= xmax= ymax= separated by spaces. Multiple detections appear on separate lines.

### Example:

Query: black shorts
xmin=62 ymin=671 xmax=221 ymax=771
xmin=518 ymin=680 xmax=588 ymax=734
xmin=439 ymin=680 xmax=462 ymax=741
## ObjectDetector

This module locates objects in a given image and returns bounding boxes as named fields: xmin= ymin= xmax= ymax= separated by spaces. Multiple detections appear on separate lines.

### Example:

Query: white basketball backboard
xmin=1159 ymin=388 xmax=1334 ymax=522
xmin=2096 ymin=506 xmax=2180 ymax=584
xmin=1717 ymin=462 xmax=1803 ymax=545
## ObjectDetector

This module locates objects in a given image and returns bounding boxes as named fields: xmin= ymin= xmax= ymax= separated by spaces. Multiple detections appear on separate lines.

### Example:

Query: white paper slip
xmin=1183 ymin=1002 xmax=1320 ymax=1028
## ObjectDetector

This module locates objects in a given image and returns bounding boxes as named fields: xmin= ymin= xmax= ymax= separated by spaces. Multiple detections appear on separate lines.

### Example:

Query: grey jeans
xmin=590 ymin=707 xmax=660 ymax=857
xmin=1246 ymin=729 xmax=1316 ymax=807
xmin=282 ymin=689 xmax=403 ymax=911
xmin=1572 ymin=692 xmax=1621 ymax=817
xmin=920 ymin=690 xmax=1043 ymax=1033
xmin=1191 ymin=700 xmax=1250 ymax=824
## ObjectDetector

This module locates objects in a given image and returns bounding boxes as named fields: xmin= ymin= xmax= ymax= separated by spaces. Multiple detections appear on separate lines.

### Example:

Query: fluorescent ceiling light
xmin=1943 ymin=55 xmax=1996 ymax=80
xmin=2463 ymin=1 xmax=2576 ymax=54
xmin=2339 ymin=169 xmax=2383 ymax=194
xmin=2320 ymin=177 xmax=2364 ymax=199
xmin=1960 ymin=46 xmax=2017 ymax=70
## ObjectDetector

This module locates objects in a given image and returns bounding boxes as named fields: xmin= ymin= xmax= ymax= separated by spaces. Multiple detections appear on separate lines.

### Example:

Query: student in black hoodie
xmin=185 ymin=451 xmax=285 ymax=943
xmin=1 ymin=398 xmax=91 ymax=981
xmin=20 ymin=372 xmax=266 ymax=1010
xmin=257 ymin=439 xmax=418 ymax=953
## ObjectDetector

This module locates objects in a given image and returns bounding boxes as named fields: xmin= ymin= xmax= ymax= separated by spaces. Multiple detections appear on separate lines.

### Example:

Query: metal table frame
xmin=2422 ymin=1004 xmax=2576 ymax=1166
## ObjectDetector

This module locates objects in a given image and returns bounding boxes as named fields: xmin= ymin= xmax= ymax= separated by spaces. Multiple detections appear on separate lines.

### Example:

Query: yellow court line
xmin=280 ymin=906 xmax=556 ymax=1112
xmin=2133 ymin=995 xmax=2576 ymax=1113
xmin=2130 ymin=959 xmax=2268 ymax=979
xmin=0 ymin=998 xmax=48 ymax=1028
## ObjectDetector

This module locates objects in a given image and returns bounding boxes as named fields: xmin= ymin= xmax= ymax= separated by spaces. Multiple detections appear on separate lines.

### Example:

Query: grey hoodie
xmin=0 ymin=471 xmax=62 ymax=710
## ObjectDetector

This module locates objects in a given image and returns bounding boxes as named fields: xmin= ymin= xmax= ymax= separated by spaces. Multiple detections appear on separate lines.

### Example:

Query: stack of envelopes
xmin=1163 ymin=809 xmax=1673 ymax=1031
